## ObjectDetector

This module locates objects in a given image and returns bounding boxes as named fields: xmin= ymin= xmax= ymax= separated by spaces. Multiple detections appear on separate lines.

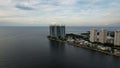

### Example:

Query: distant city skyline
xmin=0 ymin=0 xmax=120 ymax=26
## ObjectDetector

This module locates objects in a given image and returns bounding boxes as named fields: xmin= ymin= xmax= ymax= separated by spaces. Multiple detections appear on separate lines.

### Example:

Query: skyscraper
xmin=50 ymin=25 xmax=57 ymax=37
xmin=99 ymin=29 xmax=107 ymax=43
xmin=49 ymin=24 xmax=65 ymax=38
xmin=114 ymin=30 xmax=120 ymax=46
xmin=90 ymin=29 xmax=97 ymax=42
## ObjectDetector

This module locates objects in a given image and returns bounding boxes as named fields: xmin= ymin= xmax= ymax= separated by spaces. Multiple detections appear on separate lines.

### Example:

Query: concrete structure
xmin=99 ymin=29 xmax=107 ymax=43
xmin=114 ymin=30 xmax=120 ymax=46
xmin=50 ymin=24 xmax=65 ymax=38
xmin=90 ymin=29 xmax=97 ymax=42
xmin=50 ymin=25 xmax=57 ymax=37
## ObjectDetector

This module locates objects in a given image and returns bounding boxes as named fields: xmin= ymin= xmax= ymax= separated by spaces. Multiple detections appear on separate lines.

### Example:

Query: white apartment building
xmin=114 ymin=30 xmax=120 ymax=46
xmin=90 ymin=29 xmax=97 ymax=42
xmin=99 ymin=29 xmax=107 ymax=43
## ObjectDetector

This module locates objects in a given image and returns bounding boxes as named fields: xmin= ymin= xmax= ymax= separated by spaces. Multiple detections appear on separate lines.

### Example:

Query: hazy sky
xmin=0 ymin=0 xmax=120 ymax=26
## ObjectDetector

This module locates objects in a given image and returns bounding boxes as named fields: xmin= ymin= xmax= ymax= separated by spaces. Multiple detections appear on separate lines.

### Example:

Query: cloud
xmin=15 ymin=4 xmax=34 ymax=10
xmin=0 ymin=0 xmax=120 ymax=26
xmin=15 ymin=0 xmax=34 ymax=10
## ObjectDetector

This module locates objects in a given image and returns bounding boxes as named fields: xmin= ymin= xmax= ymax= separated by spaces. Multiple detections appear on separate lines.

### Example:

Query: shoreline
xmin=48 ymin=37 xmax=120 ymax=57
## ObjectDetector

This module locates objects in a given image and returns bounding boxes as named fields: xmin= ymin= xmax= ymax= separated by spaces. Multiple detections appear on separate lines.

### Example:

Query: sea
xmin=0 ymin=26 xmax=120 ymax=68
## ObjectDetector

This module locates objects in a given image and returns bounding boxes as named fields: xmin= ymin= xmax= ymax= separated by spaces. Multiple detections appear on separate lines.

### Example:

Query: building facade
xmin=90 ymin=29 xmax=97 ymax=42
xmin=50 ymin=25 xmax=65 ymax=38
xmin=114 ymin=30 xmax=120 ymax=46
xmin=99 ymin=29 xmax=107 ymax=43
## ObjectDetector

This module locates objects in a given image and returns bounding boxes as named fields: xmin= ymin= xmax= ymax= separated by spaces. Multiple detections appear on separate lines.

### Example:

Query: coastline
xmin=48 ymin=37 xmax=120 ymax=57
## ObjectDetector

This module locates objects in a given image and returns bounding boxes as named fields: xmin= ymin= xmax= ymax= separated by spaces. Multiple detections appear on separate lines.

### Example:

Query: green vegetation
xmin=81 ymin=31 xmax=90 ymax=36
xmin=47 ymin=36 xmax=57 ymax=40
xmin=66 ymin=33 xmax=89 ymax=41
xmin=47 ymin=35 xmax=66 ymax=41
xmin=66 ymin=33 xmax=83 ymax=38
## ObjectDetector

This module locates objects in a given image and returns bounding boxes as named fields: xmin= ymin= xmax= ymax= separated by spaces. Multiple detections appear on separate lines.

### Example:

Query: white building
xmin=99 ymin=29 xmax=107 ymax=43
xmin=114 ymin=30 xmax=120 ymax=46
xmin=90 ymin=29 xmax=97 ymax=42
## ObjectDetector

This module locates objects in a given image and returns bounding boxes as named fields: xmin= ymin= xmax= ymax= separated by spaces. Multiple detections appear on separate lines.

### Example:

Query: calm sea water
xmin=0 ymin=26 xmax=120 ymax=68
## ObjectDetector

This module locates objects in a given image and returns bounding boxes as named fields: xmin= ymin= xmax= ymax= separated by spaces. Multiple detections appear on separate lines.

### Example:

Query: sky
xmin=0 ymin=0 xmax=120 ymax=26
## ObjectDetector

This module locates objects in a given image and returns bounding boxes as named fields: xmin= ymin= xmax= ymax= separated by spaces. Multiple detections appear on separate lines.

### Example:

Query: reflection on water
xmin=49 ymin=40 xmax=65 ymax=53
xmin=49 ymin=40 xmax=66 ymax=67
